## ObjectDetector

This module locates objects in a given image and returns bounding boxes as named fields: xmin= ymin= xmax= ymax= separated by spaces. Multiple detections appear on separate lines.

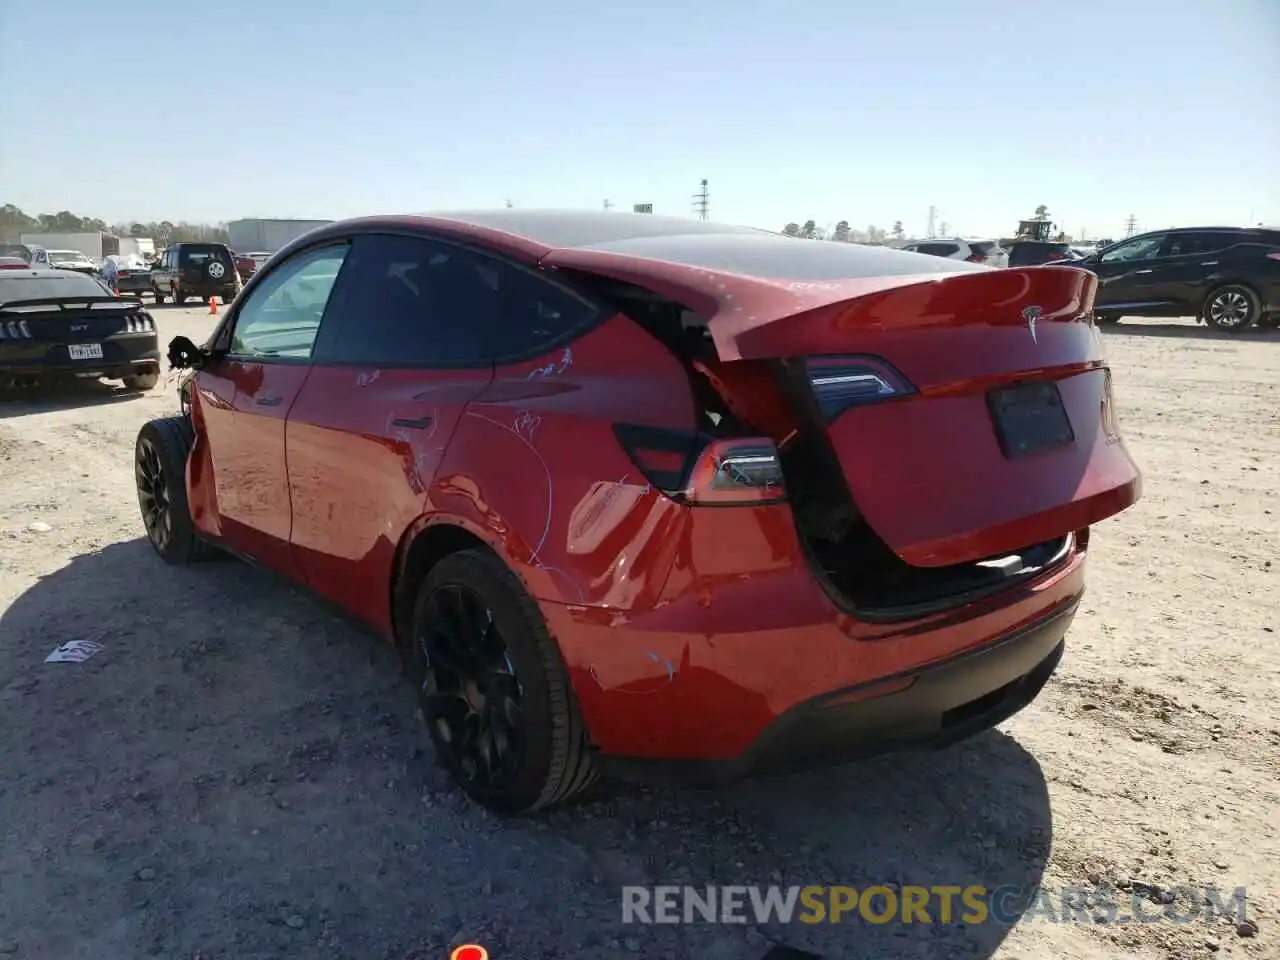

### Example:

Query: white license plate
xmin=68 ymin=343 xmax=104 ymax=360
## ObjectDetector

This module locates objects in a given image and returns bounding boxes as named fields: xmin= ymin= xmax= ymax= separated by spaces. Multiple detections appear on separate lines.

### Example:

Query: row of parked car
xmin=0 ymin=241 xmax=274 ymax=306
xmin=899 ymin=226 xmax=1280 ymax=332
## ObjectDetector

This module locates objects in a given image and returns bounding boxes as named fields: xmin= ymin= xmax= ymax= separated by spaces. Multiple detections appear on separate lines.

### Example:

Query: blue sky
xmin=2 ymin=0 xmax=1276 ymax=239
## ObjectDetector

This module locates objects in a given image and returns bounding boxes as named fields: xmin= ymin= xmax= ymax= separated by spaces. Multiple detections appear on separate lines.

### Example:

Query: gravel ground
xmin=0 ymin=307 xmax=1276 ymax=960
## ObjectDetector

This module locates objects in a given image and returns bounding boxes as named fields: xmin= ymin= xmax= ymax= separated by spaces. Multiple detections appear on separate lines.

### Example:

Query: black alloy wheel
xmin=133 ymin=417 xmax=216 ymax=564
xmin=136 ymin=436 xmax=172 ymax=553
xmin=417 ymin=583 xmax=526 ymax=789
xmin=408 ymin=548 xmax=597 ymax=813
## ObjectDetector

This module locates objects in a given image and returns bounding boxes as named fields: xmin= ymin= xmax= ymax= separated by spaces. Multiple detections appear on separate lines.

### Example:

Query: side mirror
xmin=167 ymin=335 xmax=216 ymax=371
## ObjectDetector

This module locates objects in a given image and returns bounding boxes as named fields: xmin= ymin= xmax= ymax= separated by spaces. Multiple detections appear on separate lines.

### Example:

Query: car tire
xmin=1202 ymin=284 xmax=1261 ymax=332
xmin=409 ymin=548 xmax=597 ymax=814
xmin=123 ymin=370 xmax=160 ymax=391
xmin=222 ymin=286 xmax=237 ymax=303
xmin=172 ymin=285 xmax=185 ymax=305
xmin=134 ymin=417 xmax=217 ymax=565
xmin=153 ymin=287 xmax=166 ymax=304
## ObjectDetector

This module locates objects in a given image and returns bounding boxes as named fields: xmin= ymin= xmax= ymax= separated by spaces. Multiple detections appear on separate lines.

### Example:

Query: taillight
xmin=612 ymin=424 xmax=787 ymax=506
xmin=681 ymin=438 xmax=786 ymax=505
xmin=0 ymin=320 xmax=33 ymax=339
xmin=965 ymin=253 xmax=985 ymax=263
xmin=803 ymin=355 xmax=916 ymax=420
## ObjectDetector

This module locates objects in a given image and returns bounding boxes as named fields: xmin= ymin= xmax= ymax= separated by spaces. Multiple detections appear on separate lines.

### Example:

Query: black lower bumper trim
xmin=595 ymin=599 xmax=1077 ymax=788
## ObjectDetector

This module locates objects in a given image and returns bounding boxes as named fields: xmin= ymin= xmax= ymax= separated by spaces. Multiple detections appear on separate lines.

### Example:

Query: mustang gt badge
xmin=1022 ymin=305 xmax=1043 ymax=344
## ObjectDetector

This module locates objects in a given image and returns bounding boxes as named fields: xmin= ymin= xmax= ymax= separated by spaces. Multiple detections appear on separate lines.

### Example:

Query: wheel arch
xmin=389 ymin=517 xmax=505 ymax=650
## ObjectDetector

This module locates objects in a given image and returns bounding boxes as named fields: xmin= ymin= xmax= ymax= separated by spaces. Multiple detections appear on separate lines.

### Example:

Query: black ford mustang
xmin=0 ymin=268 xmax=162 ymax=390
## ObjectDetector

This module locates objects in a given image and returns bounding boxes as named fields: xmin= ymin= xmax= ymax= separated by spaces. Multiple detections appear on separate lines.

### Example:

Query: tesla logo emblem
xmin=1022 ymin=305 xmax=1043 ymax=343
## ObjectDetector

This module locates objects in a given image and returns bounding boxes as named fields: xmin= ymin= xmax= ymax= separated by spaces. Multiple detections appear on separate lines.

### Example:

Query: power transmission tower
xmin=1124 ymin=214 xmax=1137 ymax=237
xmin=692 ymin=179 xmax=709 ymax=221
xmin=603 ymin=199 xmax=613 ymax=211
xmin=926 ymin=205 xmax=937 ymax=238
xmin=939 ymin=221 xmax=950 ymax=237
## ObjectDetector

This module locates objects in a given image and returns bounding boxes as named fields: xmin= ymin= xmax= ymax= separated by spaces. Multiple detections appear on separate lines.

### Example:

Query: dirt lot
xmin=0 ymin=306 xmax=1276 ymax=960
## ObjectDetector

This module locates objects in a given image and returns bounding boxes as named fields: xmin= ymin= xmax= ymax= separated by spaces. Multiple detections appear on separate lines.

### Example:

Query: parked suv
xmin=136 ymin=210 xmax=1140 ymax=813
xmin=1060 ymin=227 xmax=1280 ymax=331
xmin=151 ymin=242 xmax=242 ymax=305
xmin=900 ymin=238 xmax=1008 ymax=267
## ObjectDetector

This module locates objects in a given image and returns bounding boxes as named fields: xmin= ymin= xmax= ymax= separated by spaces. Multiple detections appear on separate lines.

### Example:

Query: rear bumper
xmin=594 ymin=601 xmax=1072 ymax=786
xmin=115 ymin=276 xmax=153 ymax=292
xmin=0 ymin=332 xmax=161 ymax=381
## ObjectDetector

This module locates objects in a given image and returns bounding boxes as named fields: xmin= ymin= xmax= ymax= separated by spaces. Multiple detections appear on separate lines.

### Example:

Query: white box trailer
xmin=117 ymin=237 xmax=156 ymax=259
xmin=227 ymin=219 xmax=333 ymax=254
xmin=20 ymin=231 xmax=120 ymax=261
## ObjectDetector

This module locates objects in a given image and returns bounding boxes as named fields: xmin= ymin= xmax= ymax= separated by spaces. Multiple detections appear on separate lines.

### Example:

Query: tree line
xmin=781 ymin=220 xmax=907 ymax=244
xmin=1 ymin=203 xmax=230 ymax=246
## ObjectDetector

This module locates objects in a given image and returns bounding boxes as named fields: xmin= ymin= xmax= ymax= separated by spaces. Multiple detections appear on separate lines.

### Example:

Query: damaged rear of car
xmin=540 ymin=231 xmax=1141 ymax=783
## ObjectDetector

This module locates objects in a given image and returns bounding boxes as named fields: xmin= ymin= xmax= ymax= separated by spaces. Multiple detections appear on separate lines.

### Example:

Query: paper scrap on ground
xmin=45 ymin=638 xmax=104 ymax=664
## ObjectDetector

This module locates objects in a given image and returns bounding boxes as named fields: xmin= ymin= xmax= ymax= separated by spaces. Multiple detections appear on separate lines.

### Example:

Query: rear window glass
xmin=968 ymin=241 xmax=996 ymax=256
xmin=0 ymin=274 xmax=113 ymax=304
xmin=913 ymin=243 xmax=961 ymax=257
xmin=0 ymin=244 xmax=31 ymax=262
xmin=180 ymin=246 xmax=231 ymax=263
xmin=577 ymin=233 xmax=987 ymax=281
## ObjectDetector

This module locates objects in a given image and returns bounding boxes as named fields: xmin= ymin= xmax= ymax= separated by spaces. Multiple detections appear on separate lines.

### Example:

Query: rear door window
xmin=1164 ymin=232 xmax=1236 ymax=257
xmin=322 ymin=233 xmax=597 ymax=367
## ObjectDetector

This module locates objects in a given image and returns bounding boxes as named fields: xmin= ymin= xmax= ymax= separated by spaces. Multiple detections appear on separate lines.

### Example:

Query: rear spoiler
xmin=543 ymin=247 xmax=1095 ymax=363
xmin=0 ymin=295 xmax=140 ymax=316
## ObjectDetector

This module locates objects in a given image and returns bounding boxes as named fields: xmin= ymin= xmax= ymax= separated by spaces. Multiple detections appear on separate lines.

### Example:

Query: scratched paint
xmin=526 ymin=346 xmax=573 ymax=380
xmin=512 ymin=410 xmax=542 ymax=440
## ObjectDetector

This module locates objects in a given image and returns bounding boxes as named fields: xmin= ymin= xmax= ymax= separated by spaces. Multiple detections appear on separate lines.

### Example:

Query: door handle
xmin=1200 ymin=261 xmax=1218 ymax=266
xmin=391 ymin=416 xmax=434 ymax=430
xmin=1134 ymin=269 xmax=1154 ymax=274
xmin=256 ymin=395 xmax=283 ymax=407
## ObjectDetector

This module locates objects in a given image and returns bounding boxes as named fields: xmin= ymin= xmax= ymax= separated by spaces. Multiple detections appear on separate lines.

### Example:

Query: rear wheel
xmin=135 ymin=417 xmax=216 ymax=564
xmin=152 ymin=286 xmax=166 ymax=304
xmin=409 ymin=548 xmax=596 ymax=814
xmin=1203 ymin=284 xmax=1260 ymax=332
xmin=172 ymin=285 xmax=185 ymax=305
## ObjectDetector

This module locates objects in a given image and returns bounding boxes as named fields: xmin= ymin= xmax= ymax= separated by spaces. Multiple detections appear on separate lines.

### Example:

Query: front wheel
xmin=410 ymin=548 xmax=597 ymax=814
xmin=135 ymin=417 xmax=215 ymax=564
xmin=152 ymin=287 xmax=166 ymax=304
xmin=1203 ymin=284 xmax=1261 ymax=332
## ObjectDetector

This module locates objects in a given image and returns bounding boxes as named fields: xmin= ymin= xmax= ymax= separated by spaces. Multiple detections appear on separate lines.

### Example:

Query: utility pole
xmin=603 ymin=199 xmax=613 ymax=211
xmin=926 ymin=205 xmax=937 ymax=239
xmin=939 ymin=221 xmax=950 ymax=237
xmin=692 ymin=179 xmax=710 ymax=221
xmin=1124 ymin=214 xmax=1137 ymax=237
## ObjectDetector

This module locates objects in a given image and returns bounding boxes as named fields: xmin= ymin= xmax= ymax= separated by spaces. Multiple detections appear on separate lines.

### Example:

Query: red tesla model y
xmin=137 ymin=210 xmax=1141 ymax=813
